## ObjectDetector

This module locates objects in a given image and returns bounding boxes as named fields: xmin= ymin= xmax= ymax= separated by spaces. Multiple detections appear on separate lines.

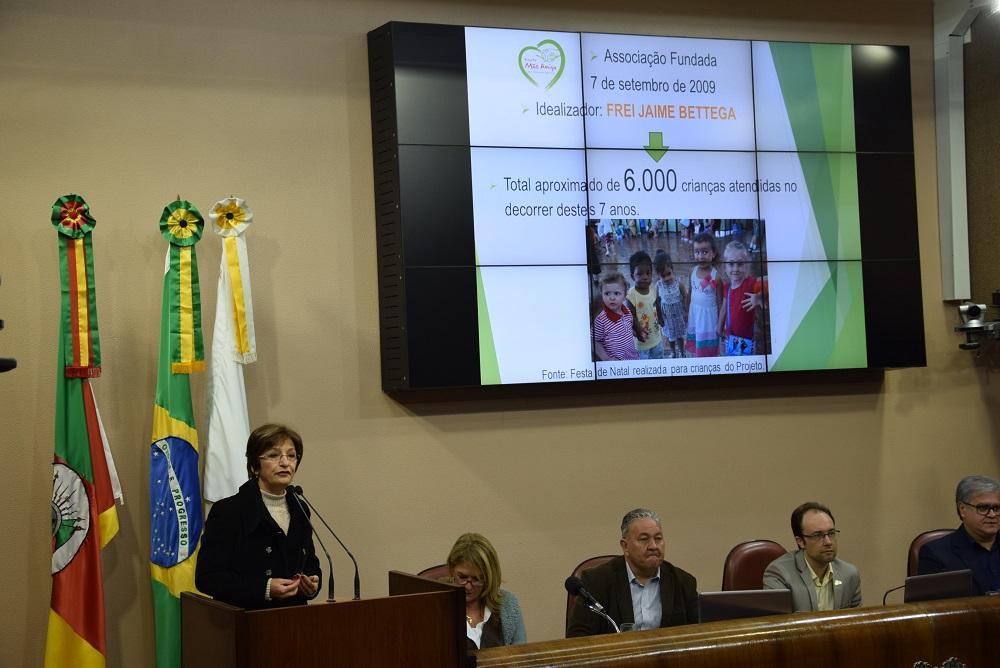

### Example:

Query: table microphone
xmin=290 ymin=485 xmax=361 ymax=600
xmin=288 ymin=487 xmax=336 ymax=602
xmin=565 ymin=575 xmax=621 ymax=632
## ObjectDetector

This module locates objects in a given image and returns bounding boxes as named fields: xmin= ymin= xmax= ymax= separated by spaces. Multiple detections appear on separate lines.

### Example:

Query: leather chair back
xmin=416 ymin=563 xmax=451 ymax=582
xmin=721 ymin=539 xmax=787 ymax=591
xmin=907 ymin=529 xmax=954 ymax=577
xmin=565 ymin=555 xmax=617 ymax=626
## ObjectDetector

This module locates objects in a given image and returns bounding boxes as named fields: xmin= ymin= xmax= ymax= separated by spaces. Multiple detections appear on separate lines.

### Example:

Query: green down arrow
xmin=644 ymin=132 xmax=669 ymax=162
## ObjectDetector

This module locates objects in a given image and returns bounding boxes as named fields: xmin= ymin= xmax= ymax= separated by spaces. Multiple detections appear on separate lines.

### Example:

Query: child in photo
xmin=654 ymin=250 xmax=688 ymax=359
xmin=593 ymin=271 xmax=639 ymax=361
xmin=614 ymin=219 xmax=625 ymax=241
xmin=597 ymin=219 xmax=615 ymax=257
xmin=625 ymin=251 xmax=664 ymax=359
xmin=718 ymin=240 xmax=766 ymax=356
xmin=685 ymin=232 xmax=722 ymax=357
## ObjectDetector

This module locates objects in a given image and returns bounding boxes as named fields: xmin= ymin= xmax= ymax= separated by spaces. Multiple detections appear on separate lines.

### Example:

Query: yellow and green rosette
xmin=159 ymin=199 xmax=205 ymax=373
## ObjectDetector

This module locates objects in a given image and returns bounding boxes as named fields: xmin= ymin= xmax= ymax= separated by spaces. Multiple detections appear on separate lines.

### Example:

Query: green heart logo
xmin=518 ymin=39 xmax=565 ymax=90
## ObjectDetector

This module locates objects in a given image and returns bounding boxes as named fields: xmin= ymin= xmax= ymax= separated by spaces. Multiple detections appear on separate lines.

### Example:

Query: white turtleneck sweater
xmin=261 ymin=487 xmax=289 ymax=601
xmin=261 ymin=488 xmax=290 ymax=534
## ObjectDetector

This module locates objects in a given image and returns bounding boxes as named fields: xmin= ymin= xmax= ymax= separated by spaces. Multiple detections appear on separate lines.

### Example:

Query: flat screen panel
xmin=369 ymin=21 xmax=925 ymax=390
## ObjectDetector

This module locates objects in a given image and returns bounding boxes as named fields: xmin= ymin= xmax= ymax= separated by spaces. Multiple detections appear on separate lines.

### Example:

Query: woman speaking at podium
xmin=196 ymin=424 xmax=321 ymax=609
xmin=446 ymin=533 xmax=527 ymax=649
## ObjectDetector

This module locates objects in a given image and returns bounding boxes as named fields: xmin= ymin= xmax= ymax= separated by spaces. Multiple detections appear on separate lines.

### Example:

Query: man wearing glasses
xmin=763 ymin=502 xmax=862 ymax=612
xmin=918 ymin=475 xmax=1000 ymax=594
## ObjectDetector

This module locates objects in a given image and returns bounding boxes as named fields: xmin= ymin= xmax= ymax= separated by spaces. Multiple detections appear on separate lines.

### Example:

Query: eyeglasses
xmin=961 ymin=501 xmax=1000 ymax=516
xmin=259 ymin=452 xmax=298 ymax=463
xmin=453 ymin=572 xmax=483 ymax=587
xmin=801 ymin=529 xmax=840 ymax=541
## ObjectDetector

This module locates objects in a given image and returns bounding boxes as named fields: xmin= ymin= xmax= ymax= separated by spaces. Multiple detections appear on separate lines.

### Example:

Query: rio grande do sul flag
xmin=46 ymin=194 xmax=124 ymax=668
xmin=149 ymin=199 xmax=205 ymax=668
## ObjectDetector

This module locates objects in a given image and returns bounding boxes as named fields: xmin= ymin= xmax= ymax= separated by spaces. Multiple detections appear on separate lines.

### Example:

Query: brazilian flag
xmin=149 ymin=200 xmax=205 ymax=667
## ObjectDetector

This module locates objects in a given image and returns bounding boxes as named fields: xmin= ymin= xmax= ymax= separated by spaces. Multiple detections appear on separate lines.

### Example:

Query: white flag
xmin=204 ymin=197 xmax=255 ymax=502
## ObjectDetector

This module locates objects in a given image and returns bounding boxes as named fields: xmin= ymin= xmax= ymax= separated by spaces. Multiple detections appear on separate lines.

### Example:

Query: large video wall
xmin=368 ymin=22 xmax=925 ymax=390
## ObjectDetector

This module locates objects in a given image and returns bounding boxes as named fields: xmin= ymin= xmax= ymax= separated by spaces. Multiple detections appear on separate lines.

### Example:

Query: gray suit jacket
xmin=762 ymin=550 xmax=861 ymax=612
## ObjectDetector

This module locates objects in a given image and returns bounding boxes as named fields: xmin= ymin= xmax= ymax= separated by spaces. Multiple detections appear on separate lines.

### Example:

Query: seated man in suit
xmin=917 ymin=475 xmax=1000 ymax=595
xmin=566 ymin=508 xmax=697 ymax=636
xmin=763 ymin=502 xmax=862 ymax=612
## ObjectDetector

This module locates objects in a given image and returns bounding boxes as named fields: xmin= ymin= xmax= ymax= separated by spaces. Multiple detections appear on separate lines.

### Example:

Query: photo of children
xmin=625 ymin=251 xmax=664 ymax=359
xmin=654 ymin=250 xmax=688 ymax=359
xmin=588 ymin=219 xmax=770 ymax=363
xmin=717 ymin=240 xmax=769 ymax=356
xmin=686 ymin=232 xmax=722 ymax=357
xmin=592 ymin=270 xmax=639 ymax=361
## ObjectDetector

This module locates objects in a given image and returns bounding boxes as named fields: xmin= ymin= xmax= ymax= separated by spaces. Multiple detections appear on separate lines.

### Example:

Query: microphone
xmin=290 ymin=485 xmax=361 ymax=601
xmin=565 ymin=576 xmax=605 ymax=612
xmin=565 ymin=576 xmax=620 ymax=633
xmin=288 ymin=486 xmax=336 ymax=603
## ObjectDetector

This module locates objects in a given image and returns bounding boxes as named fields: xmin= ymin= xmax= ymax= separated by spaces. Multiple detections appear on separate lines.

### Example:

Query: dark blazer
xmin=195 ymin=479 xmax=322 ymax=609
xmin=917 ymin=524 xmax=999 ymax=595
xmin=566 ymin=555 xmax=697 ymax=637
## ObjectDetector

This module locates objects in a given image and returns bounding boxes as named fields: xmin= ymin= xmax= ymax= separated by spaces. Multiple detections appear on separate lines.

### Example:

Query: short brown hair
xmin=246 ymin=423 xmax=303 ymax=478
xmin=791 ymin=501 xmax=834 ymax=537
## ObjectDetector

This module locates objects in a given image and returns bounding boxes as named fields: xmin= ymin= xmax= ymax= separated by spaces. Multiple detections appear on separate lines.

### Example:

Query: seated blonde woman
xmin=446 ymin=533 xmax=527 ymax=650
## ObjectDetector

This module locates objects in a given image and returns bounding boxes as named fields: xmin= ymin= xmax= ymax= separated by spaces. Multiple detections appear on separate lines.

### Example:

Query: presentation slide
xmin=368 ymin=21 xmax=921 ymax=389
xmin=458 ymin=26 xmax=874 ymax=385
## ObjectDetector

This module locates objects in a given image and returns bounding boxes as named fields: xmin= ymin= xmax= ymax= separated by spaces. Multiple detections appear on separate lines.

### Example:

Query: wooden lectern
xmin=181 ymin=571 xmax=467 ymax=667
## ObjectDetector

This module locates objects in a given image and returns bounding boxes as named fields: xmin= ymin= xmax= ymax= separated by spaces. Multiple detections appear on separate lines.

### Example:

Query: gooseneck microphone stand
xmin=291 ymin=486 xmax=361 ymax=601
xmin=288 ymin=489 xmax=336 ymax=603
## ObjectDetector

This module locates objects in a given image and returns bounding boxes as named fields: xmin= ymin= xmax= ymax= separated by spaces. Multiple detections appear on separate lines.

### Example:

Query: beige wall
xmin=966 ymin=8 xmax=1000 ymax=304
xmin=3 ymin=0 xmax=998 ymax=665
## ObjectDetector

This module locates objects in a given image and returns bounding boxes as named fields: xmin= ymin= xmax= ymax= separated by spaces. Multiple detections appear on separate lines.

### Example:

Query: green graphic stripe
xmin=771 ymin=262 xmax=867 ymax=371
xmin=769 ymin=43 xmax=855 ymax=152
xmin=797 ymin=153 xmax=861 ymax=262
xmin=151 ymin=579 xmax=181 ymax=668
xmin=827 ymin=263 xmax=867 ymax=368
xmin=830 ymin=153 xmax=861 ymax=259
xmin=476 ymin=264 xmax=500 ymax=385
xmin=772 ymin=272 xmax=835 ymax=371
xmin=811 ymin=44 xmax=856 ymax=152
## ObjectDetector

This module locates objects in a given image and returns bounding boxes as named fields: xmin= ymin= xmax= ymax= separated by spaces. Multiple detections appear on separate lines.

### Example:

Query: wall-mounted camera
xmin=958 ymin=302 xmax=989 ymax=327
xmin=955 ymin=294 xmax=1000 ymax=350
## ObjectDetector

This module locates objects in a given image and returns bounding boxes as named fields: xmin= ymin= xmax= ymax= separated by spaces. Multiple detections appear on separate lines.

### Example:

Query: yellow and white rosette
xmin=208 ymin=197 xmax=256 ymax=363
